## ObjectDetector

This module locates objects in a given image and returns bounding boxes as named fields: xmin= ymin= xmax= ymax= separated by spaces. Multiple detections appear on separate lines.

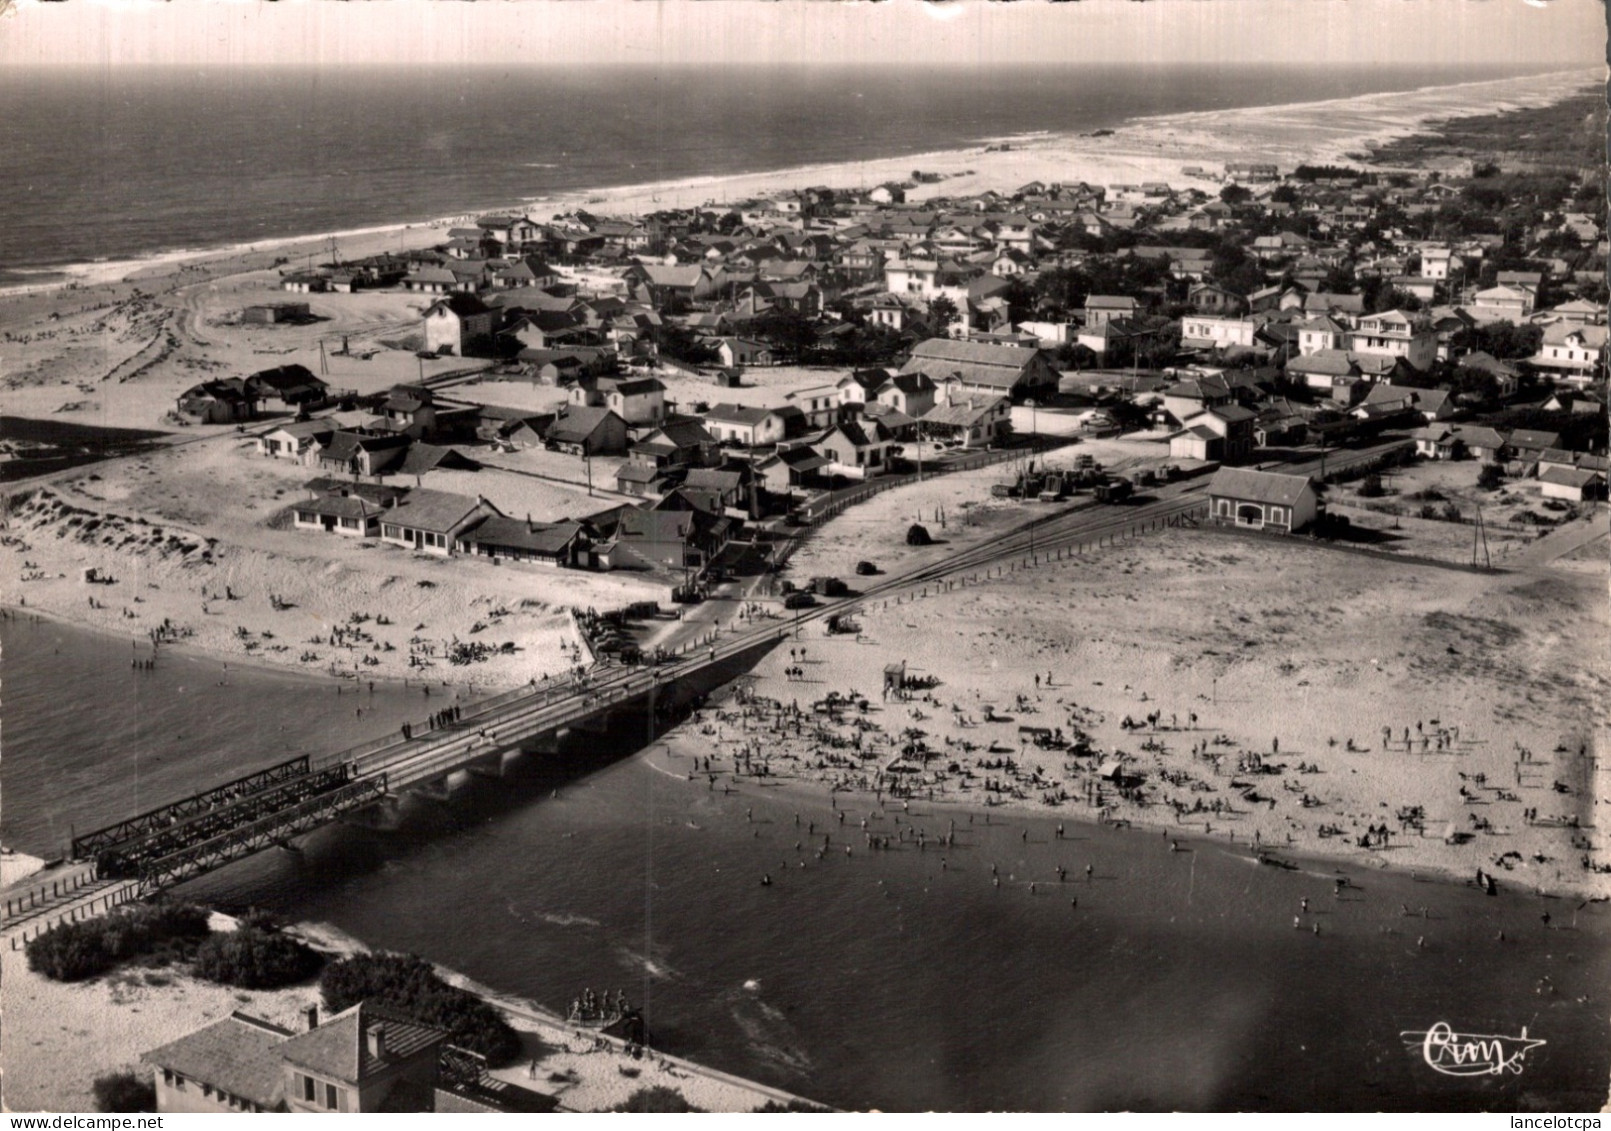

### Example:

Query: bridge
xmin=4 ymin=437 xmax=1410 ymax=940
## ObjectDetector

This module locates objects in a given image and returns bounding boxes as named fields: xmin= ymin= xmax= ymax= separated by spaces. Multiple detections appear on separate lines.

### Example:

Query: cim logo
xmin=1401 ymin=1022 xmax=1545 ymax=1077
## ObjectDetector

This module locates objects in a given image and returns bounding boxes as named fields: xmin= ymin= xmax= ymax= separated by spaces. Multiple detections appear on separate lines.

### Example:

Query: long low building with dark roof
xmin=897 ymin=337 xmax=1060 ymax=401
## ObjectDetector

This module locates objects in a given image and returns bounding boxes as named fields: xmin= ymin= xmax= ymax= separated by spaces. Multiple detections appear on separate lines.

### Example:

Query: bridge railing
xmin=137 ymin=775 xmax=389 ymax=895
xmin=72 ymin=755 xmax=311 ymax=858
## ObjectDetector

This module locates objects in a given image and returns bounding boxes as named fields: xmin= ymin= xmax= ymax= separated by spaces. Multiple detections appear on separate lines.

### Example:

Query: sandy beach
xmin=647 ymin=522 xmax=1608 ymax=901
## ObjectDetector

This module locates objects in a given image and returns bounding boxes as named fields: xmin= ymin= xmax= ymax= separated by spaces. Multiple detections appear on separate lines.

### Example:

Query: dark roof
xmin=247 ymin=364 xmax=326 ymax=392
xmin=320 ymin=431 xmax=411 ymax=465
xmin=682 ymin=467 xmax=744 ymax=493
xmin=1208 ymin=467 xmax=1315 ymax=507
xmin=458 ymin=516 xmax=585 ymax=555
xmin=385 ymin=385 xmax=435 ymax=413
xmin=547 ymin=405 xmax=624 ymax=443
xmin=277 ymin=1003 xmax=445 ymax=1086
xmin=615 ymin=462 xmax=664 ymax=484
xmin=143 ymin=1012 xmax=295 ymax=1109
xmin=425 ymin=293 xmax=492 ymax=318
xmin=1539 ymin=466 xmax=1598 ymax=488
xmin=397 ymin=443 xmax=479 ymax=477
xmin=703 ymin=403 xmax=780 ymax=427
xmin=383 ymin=488 xmax=493 ymax=533
xmin=297 ymin=495 xmax=379 ymax=521
xmin=1506 ymin=429 xmax=1561 ymax=450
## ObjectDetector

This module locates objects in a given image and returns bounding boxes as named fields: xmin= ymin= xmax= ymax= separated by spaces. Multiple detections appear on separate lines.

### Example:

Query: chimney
xmin=366 ymin=1025 xmax=386 ymax=1060
xmin=304 ymin=1006 xmax=319 ymax=1031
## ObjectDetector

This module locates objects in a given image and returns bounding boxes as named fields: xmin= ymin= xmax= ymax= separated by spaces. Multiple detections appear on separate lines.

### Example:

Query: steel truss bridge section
xmin=71 ymin=755 xmax=312 ymax=858
xmin=136 ymin=775 xmax=388 ymax=894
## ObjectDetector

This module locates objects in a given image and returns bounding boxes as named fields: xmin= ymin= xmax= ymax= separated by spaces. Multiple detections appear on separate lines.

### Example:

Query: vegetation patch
xmin=25 ymin=902 xmax=211 ymax=982
xmin=319 ymin=952 xmax=522 ymax=1067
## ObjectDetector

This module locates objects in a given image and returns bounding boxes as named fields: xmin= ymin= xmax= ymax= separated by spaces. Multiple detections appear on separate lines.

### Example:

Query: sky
xmin=0 ymin=0 xmax=1605 ymax=69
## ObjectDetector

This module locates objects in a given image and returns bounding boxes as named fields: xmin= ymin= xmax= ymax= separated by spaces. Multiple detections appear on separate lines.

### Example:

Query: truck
xmin=811 ymin=576 xmax=849 ymax=598
xmin=1093 ymin=477 xmax=1133 ymax=504
xmin=1037 ymin=472 xmax=1067 ymax=502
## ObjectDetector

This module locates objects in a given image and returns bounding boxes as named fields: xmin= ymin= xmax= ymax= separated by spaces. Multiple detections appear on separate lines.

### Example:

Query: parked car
xmin=783 ymin=592 xmax=817 ymax=610
xmin=855 ymin=560 xmax=879 ymax=576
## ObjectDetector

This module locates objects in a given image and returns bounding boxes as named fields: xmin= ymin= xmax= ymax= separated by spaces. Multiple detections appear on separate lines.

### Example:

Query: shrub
xmin=1356 ymin=473 xmax=1386 ymax=498
xmin=193 ymin=926 xmax=323 ymax=990
xmin=1441 ymin=502 xmax=1463 ymax=523
xmin=320 ymin=953 xmax=521 ymax=1067
xmin=26 ymin=901 xmax=211 ymax=982
xmin=755 ymin=1099 xmax=832 ymax=1112
xmin=905 ymin=523 xmax=932 ymax=547
xmin=1477 ymin=463 xmax=1506 ymax=490
xmin=611 ymin=1086 xmax=705 ymax=1113
xmin=1418 ymin=504 xmax=1440 ymax=521
xmin=93 ymin=1071 xmax=155 ymax=1113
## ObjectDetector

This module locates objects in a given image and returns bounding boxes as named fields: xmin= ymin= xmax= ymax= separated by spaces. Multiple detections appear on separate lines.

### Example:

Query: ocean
xmin=4 ymin=616 xmax=1608 ymax=1111
xmin=0 ymin=62 xmax=1550 ymax=277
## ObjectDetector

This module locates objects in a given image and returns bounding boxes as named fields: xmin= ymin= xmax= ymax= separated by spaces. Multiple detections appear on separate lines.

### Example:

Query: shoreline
xmin=1 ymin=65 xmax=1595 ymax=300
xmin=0 ymin=909 xmax=824 ymax=1113
xmin=642 ymin=710 xmax=1589 ymax=903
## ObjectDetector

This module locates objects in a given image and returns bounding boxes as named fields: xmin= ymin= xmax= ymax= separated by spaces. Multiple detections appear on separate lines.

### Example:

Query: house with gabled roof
xmin=144 ymin=1001 xmax=543 ymax=1115
xmin=898 ymin=338 xmax=1058 ymax=401
xmin=1529 ymin=323 xmax=1607 ymax=385
xmin=257 ymin=418 xmax=335 ymax=461
xmin=378 ymin=489 xmax=500 ymax=556
xmin=919 ymin=390 xmax=1011 ymax=450
xmin=1084 ymin=295 xmax=1138 ymax=327
xmin=701 ymin=403 xmax=787 ymax=448
xmin=815 ymin=417 xmax=895 ymax=479
xmin=312 ymin=430 xmax=412 ymax=477
xmin=455 ymin=515 xmax=594 ymax=567
xmin=569 ymin=374 xmax=666 ymax=427
xmin=1207 ymin=467 xmax=1318 ymax=533
xmin=176 ymin=379 xmax=260 ymax=424
xmin=246 ymin=364 xmax=331 ymax=413
xmin=1168 ymin=404 xmax=1257 ymax=463
xmin=544 ymin=405 xmax=628 ymax=456
xmin=423 ymin=293 xmax=496 ymax=356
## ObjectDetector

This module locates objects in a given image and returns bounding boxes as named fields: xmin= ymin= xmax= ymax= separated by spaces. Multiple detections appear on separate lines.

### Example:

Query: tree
xmin=923 ymin=296 xmax=960 ymax=338
xmin=1466 ymin=321 xmax=1542 ymax=362
xmin=1219 ymin=184 xmax=1253 ymax=205
xmin=1477 ymin=463 xmax=1506 ymax=491
xmin=93 ymin=1072 xmax=156 ymax=1114
xmin=656 ymin=325 xmax=718 ymax=366
xmin=612 ymin=1087 xmax=705 ymax=1113
xmin=193 ymin=926 xmax=324 ymax=990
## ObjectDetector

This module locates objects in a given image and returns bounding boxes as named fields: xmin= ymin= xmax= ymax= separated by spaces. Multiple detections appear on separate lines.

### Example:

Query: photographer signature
xmin=1401 ymin=1022 xmax=1545 ymax=1076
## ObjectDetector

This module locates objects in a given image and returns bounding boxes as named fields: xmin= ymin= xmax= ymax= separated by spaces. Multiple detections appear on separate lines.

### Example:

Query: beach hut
xmin=883 ymin=661 xmax=907 ymax=697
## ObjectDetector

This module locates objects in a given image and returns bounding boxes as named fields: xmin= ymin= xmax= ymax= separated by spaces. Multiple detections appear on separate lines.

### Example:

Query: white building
xmin=1347 ymin=310 xmax=1437 ymax=371
xmin=1180 ymin=316 xmax=1258 ymax=351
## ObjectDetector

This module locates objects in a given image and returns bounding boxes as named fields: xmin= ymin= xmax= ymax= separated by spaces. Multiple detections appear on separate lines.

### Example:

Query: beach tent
xmin=1096 ymin=760 xmax=1125 ymax=781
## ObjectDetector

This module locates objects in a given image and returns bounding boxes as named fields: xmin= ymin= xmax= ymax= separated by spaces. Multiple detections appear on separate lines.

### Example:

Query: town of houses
xmin=179 ymin=160 xmax=1608 ymax=595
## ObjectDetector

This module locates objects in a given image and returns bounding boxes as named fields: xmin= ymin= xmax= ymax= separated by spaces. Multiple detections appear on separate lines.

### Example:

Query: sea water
xmin=3 ymin=616 xmax=1607 ymax=1111
xmin=0 ymin=63 xmax=1544 ymax=274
